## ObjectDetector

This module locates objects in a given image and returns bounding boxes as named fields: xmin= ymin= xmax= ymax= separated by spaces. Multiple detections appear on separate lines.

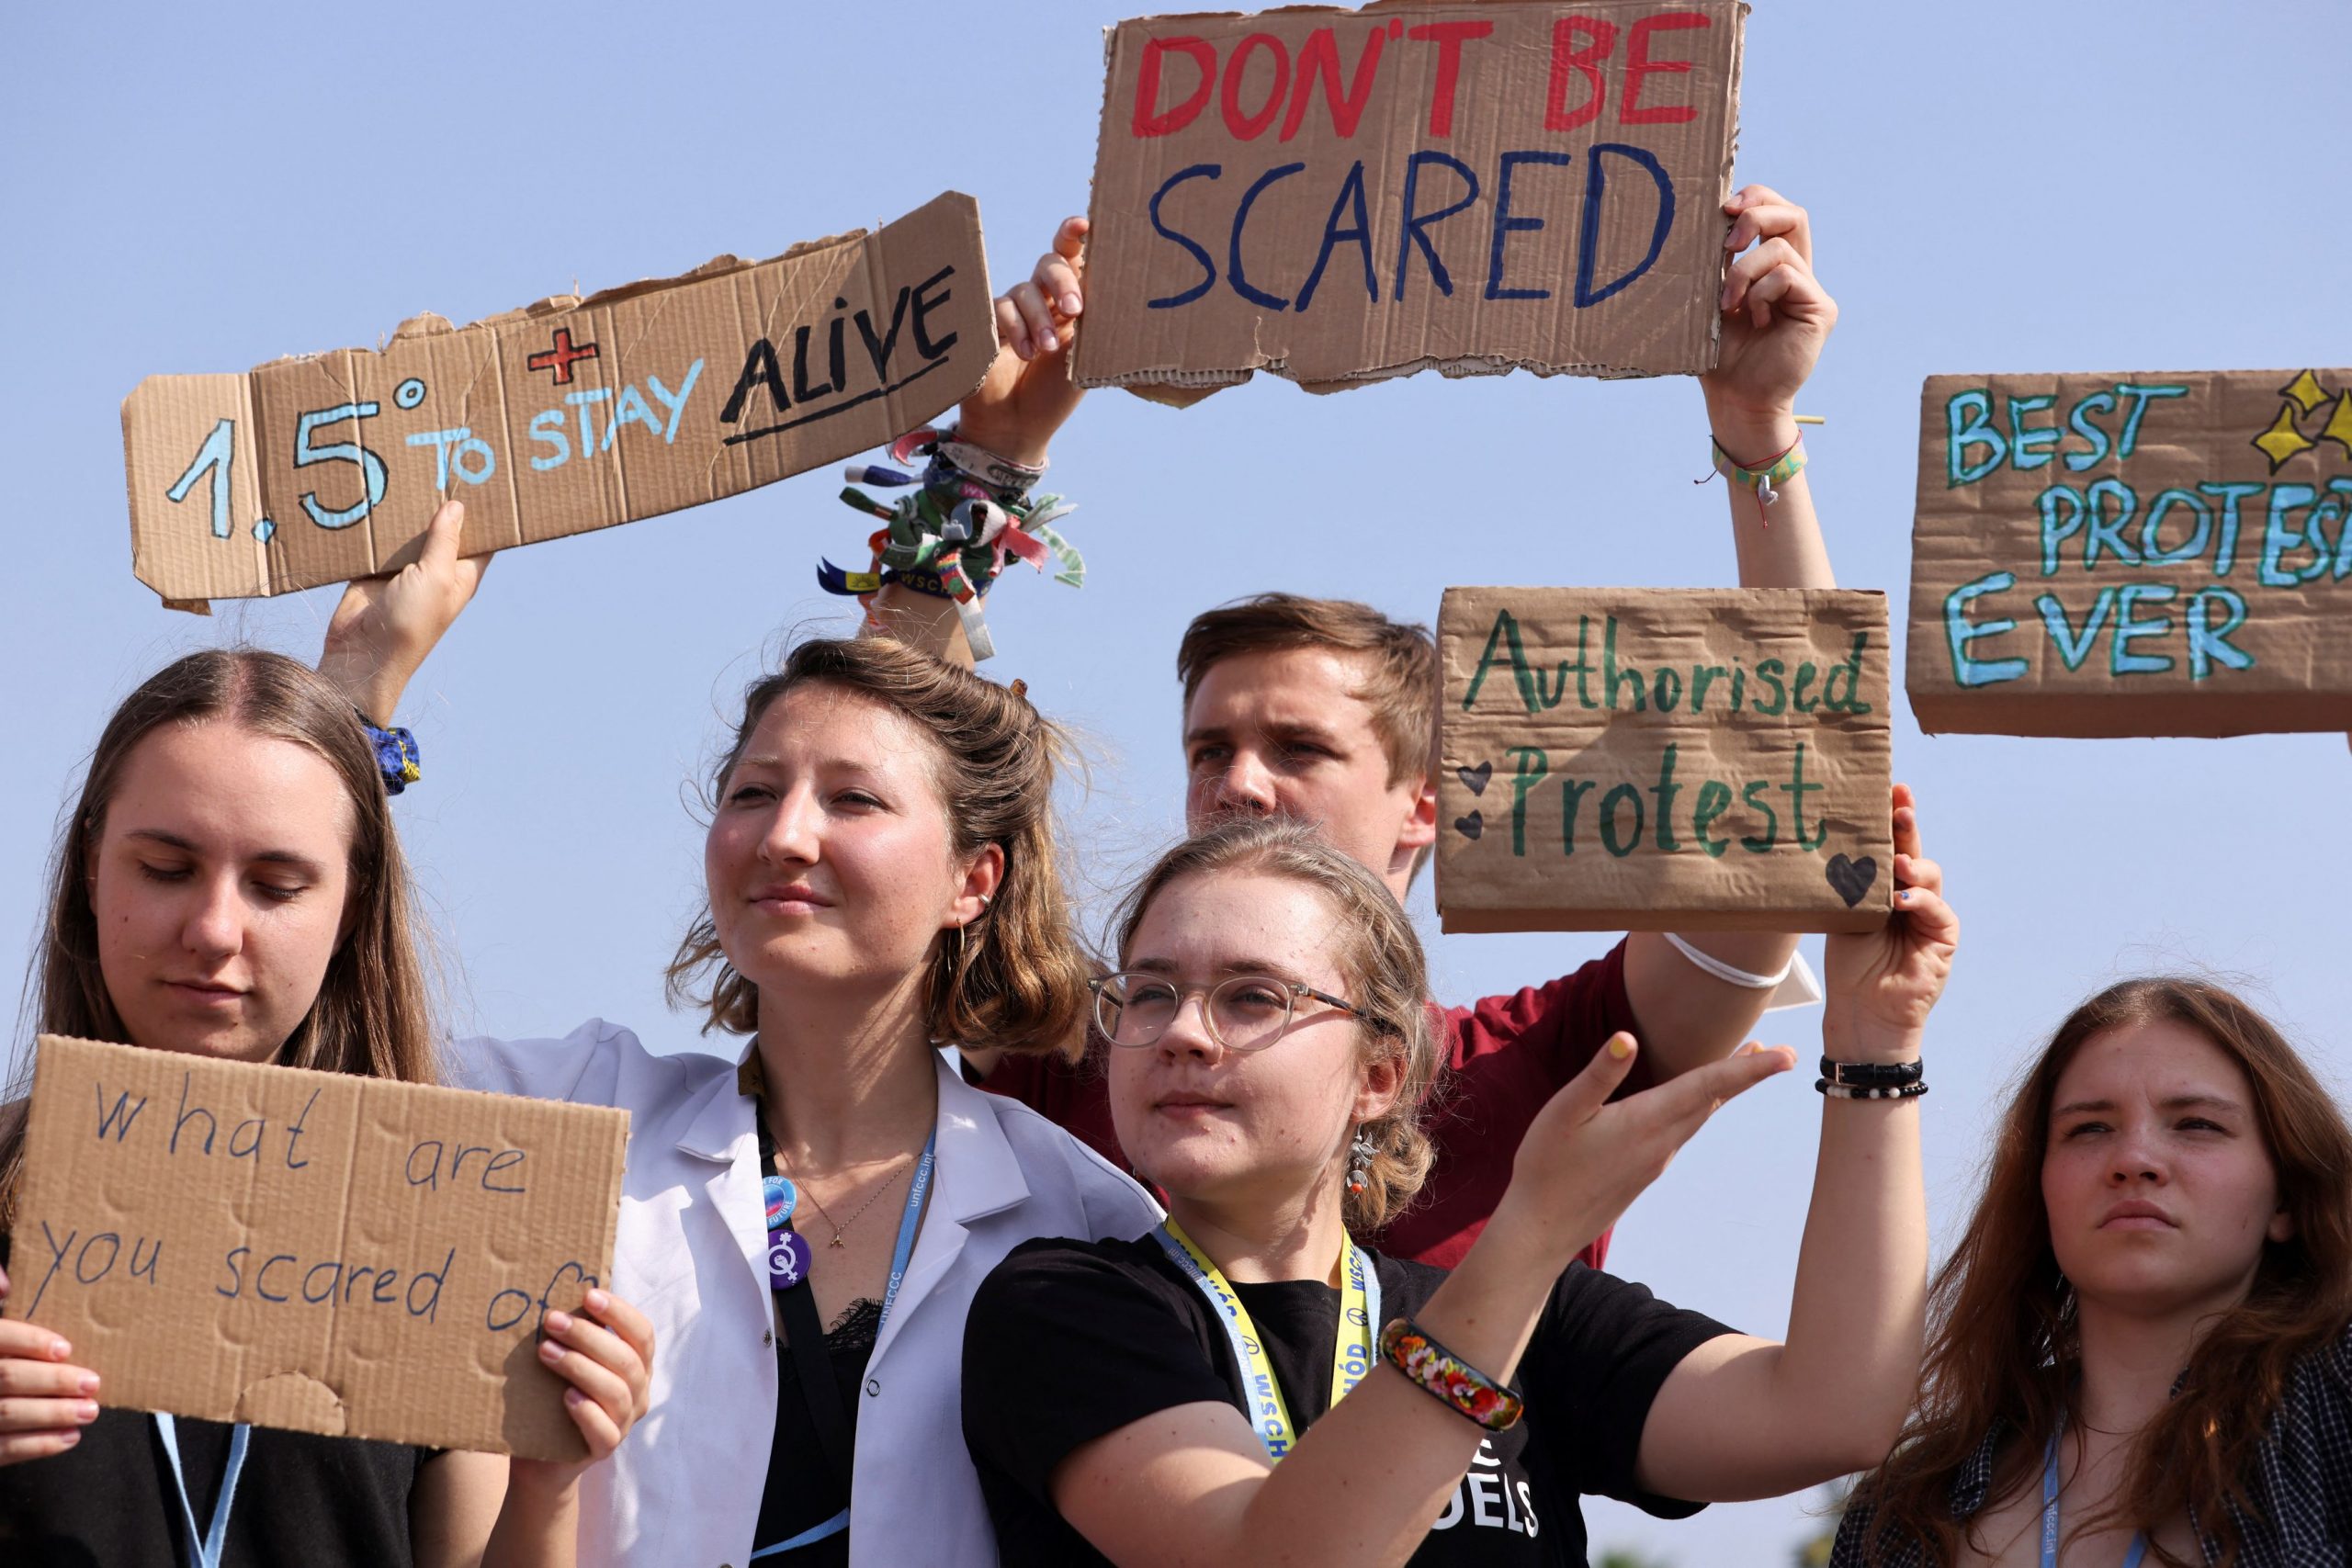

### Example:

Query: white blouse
xmin=454 ymin=1021 xmax=1159 ymax=1568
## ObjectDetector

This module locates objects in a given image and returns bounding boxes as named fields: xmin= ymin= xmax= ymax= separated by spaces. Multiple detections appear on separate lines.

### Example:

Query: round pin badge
xmin=768 ymin=1229 xmax=814 ymax=1289
xmin=763 ymin=1174 xmax=797 ymax=1231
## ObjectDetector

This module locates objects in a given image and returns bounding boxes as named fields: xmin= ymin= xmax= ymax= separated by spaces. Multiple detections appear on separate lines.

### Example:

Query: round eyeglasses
xmin=1089 ymin=970 xmax=1398 ymax=1053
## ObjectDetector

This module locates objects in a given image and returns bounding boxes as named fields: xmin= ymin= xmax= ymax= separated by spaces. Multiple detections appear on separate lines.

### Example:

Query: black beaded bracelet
xmin=1816 ymin=1079 xmax=1928 ymax=1101
xmin=1818 ymin=1056 xmax=1923 ymax=1088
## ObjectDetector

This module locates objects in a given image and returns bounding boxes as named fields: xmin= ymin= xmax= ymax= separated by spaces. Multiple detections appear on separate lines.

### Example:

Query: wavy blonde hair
xmin=1109 ymin=818 xmax=1441 ymax=1232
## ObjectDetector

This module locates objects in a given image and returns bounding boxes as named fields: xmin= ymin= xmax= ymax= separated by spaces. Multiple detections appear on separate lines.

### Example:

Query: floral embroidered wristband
xmin=1379 ymin=1317 xmax=1524 ymax=1432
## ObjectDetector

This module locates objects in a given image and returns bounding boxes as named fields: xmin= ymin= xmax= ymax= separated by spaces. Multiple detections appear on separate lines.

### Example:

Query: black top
xmin=961 ymin=1235 xmax=1732 ymax=1567
xmin=1829 ymin=1321 xmax=2352 ymax=1565
xmin=0 ymin=1406 xmax=428 ymax=1567
xmin=753 ymin=1294 xmax=884 ymax=1566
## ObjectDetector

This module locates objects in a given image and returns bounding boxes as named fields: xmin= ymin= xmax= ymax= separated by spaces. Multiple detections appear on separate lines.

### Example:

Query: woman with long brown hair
xmin=1833 ymin=978 xmax=2352 ymax=1565
xmin=0 ymin=618 xmax=651 ymax=1567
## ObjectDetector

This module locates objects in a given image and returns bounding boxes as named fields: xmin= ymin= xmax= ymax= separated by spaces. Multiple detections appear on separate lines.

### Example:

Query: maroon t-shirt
xmin=980 ymin=941 xmax=1645 ymax=1271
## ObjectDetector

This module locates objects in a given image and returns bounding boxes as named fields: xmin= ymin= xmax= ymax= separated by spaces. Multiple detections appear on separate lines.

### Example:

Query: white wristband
xmin=1661 ymin=932 xmax=1823 ymax=1012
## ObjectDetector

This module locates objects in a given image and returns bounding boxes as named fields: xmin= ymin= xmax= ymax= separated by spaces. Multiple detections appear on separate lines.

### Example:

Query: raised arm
xmin=1623 ymin=184 xmax=1841 ymax=1075
xmin=867 ymin=216 xmax=1092 ymax=666
xmin=1046 ymin=1044 xmax=1796 ymax=1567
xmin=1633 ymin=783 xmax=1950 ymax=1499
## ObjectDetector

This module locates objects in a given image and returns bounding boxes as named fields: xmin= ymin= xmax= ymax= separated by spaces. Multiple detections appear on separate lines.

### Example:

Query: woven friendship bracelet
xmin=1816 ymin=1080 xmax=1929 ymax=1101
xmin=1711 ymin=432 xmax=1808 ymax=508
xmin=356 ymin=712 xmax=421 ymax=796
xmin=817 ymin=425 xmax=1083 ymax=661
xmin=1378 ymin=1318 xmax=1524 ymax=1432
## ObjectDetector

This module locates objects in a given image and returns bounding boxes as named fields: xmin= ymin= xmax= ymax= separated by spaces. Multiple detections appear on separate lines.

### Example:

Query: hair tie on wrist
xmin=818 ymin=426 xmax=1083 ymax=662
xmin=355 ymin=710 xmax=421 ymax=795
xmin=1379 ymin=1318 xmax=1523 ymax=1431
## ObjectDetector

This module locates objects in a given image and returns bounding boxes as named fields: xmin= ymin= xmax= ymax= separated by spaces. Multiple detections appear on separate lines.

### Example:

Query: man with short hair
xmin=907 ymin=189 xmax=1839 ymax=1267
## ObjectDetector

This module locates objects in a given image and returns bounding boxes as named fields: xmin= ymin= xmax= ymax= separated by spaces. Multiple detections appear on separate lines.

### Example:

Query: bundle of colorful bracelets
xmin=818 ymin=426 xmax=1082 ymax=662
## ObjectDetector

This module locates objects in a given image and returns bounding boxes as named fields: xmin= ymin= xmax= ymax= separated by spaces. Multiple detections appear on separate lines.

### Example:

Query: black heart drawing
xmin=1825 ymin=853 xmax=1878 ymax=908
xmin=1454 ymin=811 xmax=1484 ymax=841
xmin=1457 ymin=761 xmax=1493 ymax=796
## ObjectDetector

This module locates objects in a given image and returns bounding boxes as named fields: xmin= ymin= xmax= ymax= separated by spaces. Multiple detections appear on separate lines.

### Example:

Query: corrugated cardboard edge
xmin=1077 ymin=2 xmax=1743 ymax=401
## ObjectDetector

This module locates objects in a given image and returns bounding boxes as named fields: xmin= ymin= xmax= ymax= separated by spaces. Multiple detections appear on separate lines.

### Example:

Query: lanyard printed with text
xmin=1152 ymin=1220 xmax=1380 ymax=1462
xmin=2041 ymin=1429 xmax=2148 ymax=1568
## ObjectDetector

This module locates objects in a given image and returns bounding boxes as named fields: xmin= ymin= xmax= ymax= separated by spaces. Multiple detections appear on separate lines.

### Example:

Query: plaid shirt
xmin=1830 ymin=1322 xmax=2352 ymax=1566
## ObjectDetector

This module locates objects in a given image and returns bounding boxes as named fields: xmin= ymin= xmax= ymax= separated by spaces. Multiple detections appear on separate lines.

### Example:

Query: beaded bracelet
xmin=356 ymin=711 xmax=421 ymax=796
xmin=1818 ymin=1056 xmax=1923 ymax=1089
xmin=1816 ymin=1080 xmax=1928 ymax=1101
xmin=1379 ymin=1318 xmax=1524 ymax=1432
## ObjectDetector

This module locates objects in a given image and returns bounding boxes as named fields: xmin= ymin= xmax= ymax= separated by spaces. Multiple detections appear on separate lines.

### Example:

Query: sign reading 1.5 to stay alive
xmin=119 ymin=193 xmax=995 ymax=608
xmin=1077 ymin=2 xmax=1744 ymax=402
xmin=1910 ymin=367 xmax=2352 ymax=737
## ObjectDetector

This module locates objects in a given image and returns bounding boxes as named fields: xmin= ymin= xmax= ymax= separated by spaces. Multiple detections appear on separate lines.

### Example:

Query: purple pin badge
xmin=768 ymin=1229 xmax=814 ymax=1290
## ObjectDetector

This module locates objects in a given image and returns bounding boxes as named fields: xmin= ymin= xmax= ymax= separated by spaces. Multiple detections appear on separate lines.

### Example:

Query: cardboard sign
xmin=1437 ymin=587 xmax=1892 ymax=933
xmin=1075 ymin=1 xmax=1743 ymax=403
xmin=122 ymin=192 xmax=995 ymax=607
xmin=7 ymin=1036 xmax=628 ymax=1460
xmin=1910 ymin=369 xmax=2352 ymax=737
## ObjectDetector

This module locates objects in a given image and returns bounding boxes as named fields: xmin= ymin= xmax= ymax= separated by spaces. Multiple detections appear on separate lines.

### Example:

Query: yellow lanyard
xmin=1153 ymin=1219 xmax=1380 ymax=1462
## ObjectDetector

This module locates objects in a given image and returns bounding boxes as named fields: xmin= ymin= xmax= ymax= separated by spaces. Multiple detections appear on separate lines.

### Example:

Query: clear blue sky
xmin=6 ymin=3 xmax=2348 ymax=1562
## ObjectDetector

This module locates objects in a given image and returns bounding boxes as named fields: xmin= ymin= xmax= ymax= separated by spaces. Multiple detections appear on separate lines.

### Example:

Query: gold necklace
xmin=777 ymin=1149 xmax=913 ymax=1248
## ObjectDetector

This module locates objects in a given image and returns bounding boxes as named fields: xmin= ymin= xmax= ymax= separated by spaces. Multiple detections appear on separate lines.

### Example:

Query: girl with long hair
xmin=1833 ymin=978 xmax=2352 ymax=1565
xmin=326 ymin=556 xmax=1159 ymax=1565
xmin=959 ymin=796 xmax=1957 ymax=1567
xmin=0 ymin=628 xmax=651 ymax=1568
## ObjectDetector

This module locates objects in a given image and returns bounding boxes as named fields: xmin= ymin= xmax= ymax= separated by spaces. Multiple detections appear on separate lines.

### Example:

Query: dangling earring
xmin=1346 ymin=1126 xmax=1376 ymax=1197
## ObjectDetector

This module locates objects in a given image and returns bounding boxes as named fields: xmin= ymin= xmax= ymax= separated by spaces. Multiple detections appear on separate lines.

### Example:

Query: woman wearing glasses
xmin=962 ymin=803 xmax=1955 ymax=1566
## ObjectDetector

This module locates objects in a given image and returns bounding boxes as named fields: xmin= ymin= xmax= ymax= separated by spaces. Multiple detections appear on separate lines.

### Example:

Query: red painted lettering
xmin=1405 ymin=20 xmax=1493 ymax=139
xmin=1544 ymin=17 xmax=1616 ymax=131
xmin=1133 ymin=36 xmax=1216 ymax=137
xmin=1621 ymin=12 xmax=1709 ymax=126
xmin=1219 ymin=33 xmax=1290 ymax=141
xmin=1279 ymin=25 xmax=1388 ymax=141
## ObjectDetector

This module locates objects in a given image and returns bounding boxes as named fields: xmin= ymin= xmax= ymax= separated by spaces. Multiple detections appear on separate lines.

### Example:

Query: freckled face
xmin=1182 ymin=649 xmax=1426 ymax=890
xmin=1108 ymin=872 xmax=1374 ymax=1213
xmin=90 ymin=723 xmax=356 ymax=1063
xmin=2041 ymin=1021 xmax=2292 ymax=1320
xmin=704 ymin=683 xmax=976 ymax=998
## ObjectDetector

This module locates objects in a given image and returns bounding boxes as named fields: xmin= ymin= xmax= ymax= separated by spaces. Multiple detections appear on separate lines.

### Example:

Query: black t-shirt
xmin=752 ymin=1294 xmax=883 ymax=1566
xmin=0 ymin=1406 xmax=428 ymax=1567
xmin=961 ymin=1235 xmax=1733 ymax=1567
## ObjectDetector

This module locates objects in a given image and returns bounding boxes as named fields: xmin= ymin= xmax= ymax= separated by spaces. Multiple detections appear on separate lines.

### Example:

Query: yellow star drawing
xmin=2322 ymin=391 xmax=2352 ymax=461
xmin=2254 ymin=402 xmax=2317 ymax=471
xmin=2279 ymin=368 xmax=2332 ymax=416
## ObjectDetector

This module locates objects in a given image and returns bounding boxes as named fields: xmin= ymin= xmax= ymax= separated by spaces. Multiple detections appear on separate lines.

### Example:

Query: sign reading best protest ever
xmin=1909 ymin=368 xmax=2352 ymax=737
xmin=1076 ymin=1 xmax=1745 ymax=401
xmin=6 ymin=1037 xmax=628 ymax=1460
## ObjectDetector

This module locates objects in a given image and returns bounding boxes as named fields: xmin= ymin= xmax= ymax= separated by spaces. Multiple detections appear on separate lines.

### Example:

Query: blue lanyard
xmin=2041 ymin=1429 xmax=2148 ymax=1568
xmin=153 ymin=1413 xmax=250 ymax=1568
xmin=1151 ymin=1222 xmax=1381 ymax=1462
xmin=753 ymin=1131 xmax=934 ymax=1559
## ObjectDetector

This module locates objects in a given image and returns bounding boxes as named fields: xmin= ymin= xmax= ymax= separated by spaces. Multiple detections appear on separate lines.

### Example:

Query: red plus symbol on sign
xmin=527 ymin=327 xmax=600 ymax=385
